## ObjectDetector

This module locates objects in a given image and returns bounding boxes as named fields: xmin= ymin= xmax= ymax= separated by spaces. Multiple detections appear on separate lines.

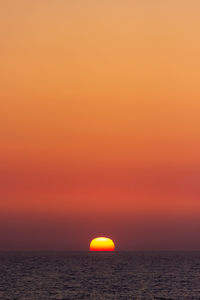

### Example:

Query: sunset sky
xmin=1 ymin=0 xmax=200 ymax=250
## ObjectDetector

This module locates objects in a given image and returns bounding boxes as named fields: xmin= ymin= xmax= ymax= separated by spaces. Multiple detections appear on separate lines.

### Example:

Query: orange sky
xmin=1 ymin=0 xmax=200 ymax=250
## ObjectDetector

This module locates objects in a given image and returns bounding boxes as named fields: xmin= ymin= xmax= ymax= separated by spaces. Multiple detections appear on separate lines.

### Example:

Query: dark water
xmin=0 ymin=252 xmax=200 ymax=299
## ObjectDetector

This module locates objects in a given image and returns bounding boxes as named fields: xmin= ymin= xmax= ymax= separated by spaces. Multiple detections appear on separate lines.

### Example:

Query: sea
xmin=0 ymin=251 xmax=200 ymax=300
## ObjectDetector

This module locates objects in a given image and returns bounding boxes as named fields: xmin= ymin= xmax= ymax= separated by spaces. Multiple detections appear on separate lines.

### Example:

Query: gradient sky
xmin=1 ymin=0 xmax=200 ymax=250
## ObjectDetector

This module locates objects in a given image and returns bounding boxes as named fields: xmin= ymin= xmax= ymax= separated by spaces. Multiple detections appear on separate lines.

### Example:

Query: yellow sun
xmin=90 ymin=237 xmax=115 ymax=251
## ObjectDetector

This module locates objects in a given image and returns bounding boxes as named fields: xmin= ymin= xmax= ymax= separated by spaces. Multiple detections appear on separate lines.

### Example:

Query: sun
xmin=90 ymin=237 xmax=115 ymax=251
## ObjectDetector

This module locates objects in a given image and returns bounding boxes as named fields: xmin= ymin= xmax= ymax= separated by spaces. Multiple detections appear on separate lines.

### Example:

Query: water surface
xmin=0 ymin=251 xmax=200 ymax=299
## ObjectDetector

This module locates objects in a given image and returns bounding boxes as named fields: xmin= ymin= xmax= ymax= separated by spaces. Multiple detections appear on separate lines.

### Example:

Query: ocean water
xmin=0 ymin=252 xmax=200 ymax=300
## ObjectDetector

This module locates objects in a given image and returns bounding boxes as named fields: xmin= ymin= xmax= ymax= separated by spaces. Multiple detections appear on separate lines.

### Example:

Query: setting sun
xmin=90 ymin=237 xmax=115 ymax=251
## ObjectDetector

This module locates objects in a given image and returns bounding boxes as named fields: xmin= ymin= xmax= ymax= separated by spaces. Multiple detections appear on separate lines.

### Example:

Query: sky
xmin=1 ymin=0 xmax=200 ymax=250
